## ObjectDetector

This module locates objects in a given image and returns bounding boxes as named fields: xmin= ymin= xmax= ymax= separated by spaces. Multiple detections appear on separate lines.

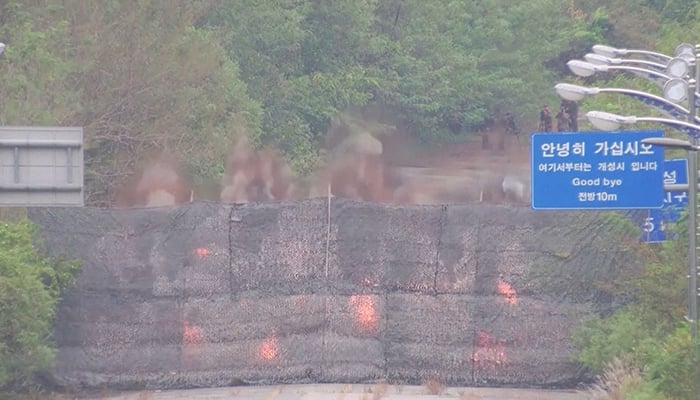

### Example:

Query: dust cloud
xmin=117 ymin=112 xmax=531 ymax=208
xmin=219 ymin=136 xmax=296 ymax=203
xmin=302 ymin=112 xmax=532 ymax=206
xmin=115 ymin=155 xmax=192 ymax=208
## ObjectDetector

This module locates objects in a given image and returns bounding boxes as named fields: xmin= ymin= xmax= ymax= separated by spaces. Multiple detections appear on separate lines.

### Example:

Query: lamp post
xmin=591 ymin=43 xmax=697 ymax=64
xmin=558 ymin=44 xmax=700 ymax=387
xmin=567 ymin=60 xmax=674 ymax=89
xmin=585 ymin=110 xmax=700 ymax=136
xmin=555 ymin=83 xmax=698 ymax=122
xmin=586 ymin=110 xmax=700 ymax=139
xmin=584 ymin=52 xmax=693 ymax=79
xmin=567 ymin=59 xmax=672 ymax=80
xmin=642 ymin=136 xmax=700 ymax=151
xmin=584 ymin=53 xmax=668 ymax=73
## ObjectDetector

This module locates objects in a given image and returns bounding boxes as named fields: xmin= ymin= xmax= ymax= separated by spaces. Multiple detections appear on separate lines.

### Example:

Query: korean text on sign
xmin=539 ymin=140 xmax=655 ymax=159
xmin=531 ymin=130 xmax=665 ymax=210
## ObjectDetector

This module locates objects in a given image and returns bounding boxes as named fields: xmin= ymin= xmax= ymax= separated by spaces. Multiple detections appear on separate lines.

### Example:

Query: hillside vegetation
xmin=0 ymin=0 xmax=620 ymax=205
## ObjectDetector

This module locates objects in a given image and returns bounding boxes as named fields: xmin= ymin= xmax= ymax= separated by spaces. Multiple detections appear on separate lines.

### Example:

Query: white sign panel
xmin=0 ymin=126 xmax=84 ymax=207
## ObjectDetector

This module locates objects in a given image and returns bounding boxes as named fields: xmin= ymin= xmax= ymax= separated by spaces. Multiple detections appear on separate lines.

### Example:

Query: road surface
xmin=94 ymin=384 xmax=587 ymax=400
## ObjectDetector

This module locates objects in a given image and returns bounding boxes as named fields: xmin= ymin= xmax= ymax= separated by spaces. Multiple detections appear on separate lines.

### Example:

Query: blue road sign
xmin=531 ymin=130 xmax=665 ymax=210
xmin=641 ymin=158 xmax=688 ymax=243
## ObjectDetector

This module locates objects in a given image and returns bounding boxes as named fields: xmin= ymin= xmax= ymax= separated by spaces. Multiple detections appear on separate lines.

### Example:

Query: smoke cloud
xmin=115 ymin=155 xmax=192 ymax=207
xmin=219 ymin=136 xmax=296 ymax=203
xmin=117 ymin=112 xmax=530 ymax=208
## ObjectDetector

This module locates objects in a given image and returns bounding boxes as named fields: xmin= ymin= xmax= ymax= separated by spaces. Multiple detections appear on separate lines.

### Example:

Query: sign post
xmin=642 ymin=159 xmax=689 ymax=242
xmin=531 ymin=130 xmax=665 ymax=210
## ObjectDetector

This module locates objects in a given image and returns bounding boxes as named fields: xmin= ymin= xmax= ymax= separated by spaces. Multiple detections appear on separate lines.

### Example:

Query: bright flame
xmin=194 ymin=247 xmax=209 ymax=258
xmin=258 ymin=333 xmax=279 ymax=361
xmin=183 ymin=321 xmax=204 ymax=345
xmin=497 ymin=280 xmax=518 ymax=304
xmin=349 ymin=295 xmax=379 ymax=333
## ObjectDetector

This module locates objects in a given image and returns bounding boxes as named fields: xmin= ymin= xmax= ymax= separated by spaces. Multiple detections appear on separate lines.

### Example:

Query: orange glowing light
xmin=258 ymin=333 xmax=279 ymax=361
xmin=194 ymin=247 xmax=209 ymax=258
xmin=349 ymin=295 xmax=379 ymax=333
xmin=183 ymin=321 xmax=204 ymax=345
xmin=497 ymin=280 xmax=518 ymax=304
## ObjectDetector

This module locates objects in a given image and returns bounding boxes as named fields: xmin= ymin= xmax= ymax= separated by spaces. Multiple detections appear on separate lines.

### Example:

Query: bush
xmin=643 ymin=326 xmax=695 ymax=400
xmin=576 ymin=321 xmax=698 ymax=399
xmin=0 ymin=219 xmax=81 ymax=392
xmin=572 ymin=207 xmax=698 ymax=400
xmin=573 ymin=309 xmax=659 ymax=373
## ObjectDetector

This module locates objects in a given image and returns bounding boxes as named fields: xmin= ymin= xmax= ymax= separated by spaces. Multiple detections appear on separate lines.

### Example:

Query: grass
xmin=579 ymin=357 xmax=643 ymax=400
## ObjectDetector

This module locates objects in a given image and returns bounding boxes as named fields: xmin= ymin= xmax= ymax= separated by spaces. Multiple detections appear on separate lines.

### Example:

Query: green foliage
xmin=0 ymin=1 xmax=262 ymax=205
xmin=623 ymin=380 xmax=670 ymax=400
xmin=575 ymin=315 xmax=697 ymax=399
xmin=573 ymin=223 xmax=696 ymax=399
xmin=642 ymin=326 xmax=694 ymax=399
xmin=205 ymin=0 xmax=606 ymax=164
xmin=0 ymin=219 xmax=81 ymax=392
xmin=573 ymin=310 xmax=658 ymax=373
xmin=0 ymin=1 xmax=79 ymax=125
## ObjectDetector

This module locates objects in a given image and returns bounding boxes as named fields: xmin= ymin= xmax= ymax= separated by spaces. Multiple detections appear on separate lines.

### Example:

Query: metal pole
xmin=691 ymin=54 xmax=699 ymax=342
xmin=693 ymin=45 xmax=700 ymax=386
xmin=689 ymin=115 xmax=699 ymax=343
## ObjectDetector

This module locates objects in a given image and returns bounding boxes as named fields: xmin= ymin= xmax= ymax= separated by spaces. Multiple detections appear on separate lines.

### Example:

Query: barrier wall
xmin=28 ymin=200 xmax=637 ymax=389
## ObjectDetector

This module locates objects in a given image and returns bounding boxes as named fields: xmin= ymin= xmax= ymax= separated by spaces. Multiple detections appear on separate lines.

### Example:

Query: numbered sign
xmin=641 ymin=158 xmax=688 ymax=243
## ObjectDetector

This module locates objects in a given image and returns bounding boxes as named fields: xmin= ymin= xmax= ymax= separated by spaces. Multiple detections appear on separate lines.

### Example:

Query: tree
xmin=0 ymin=1 xmax=79 ymax=126
xmin=1 ymin=0 xmax=642 ymax=199
xmin=61 ymin=0 xmax=262 ymax=204
xmin=1 ymin=1 xmax=263 ymax=205
xmin=0 ymin=219 xmax=80 ymax=392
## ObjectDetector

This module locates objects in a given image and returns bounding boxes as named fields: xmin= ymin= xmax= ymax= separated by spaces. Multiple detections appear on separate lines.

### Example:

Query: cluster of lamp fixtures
xmin=555 ymin=43 xmax=700 ymax=138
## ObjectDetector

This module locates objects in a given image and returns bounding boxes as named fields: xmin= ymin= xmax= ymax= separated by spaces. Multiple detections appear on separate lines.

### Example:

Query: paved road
xmin=95 ymin=384 xmax=587 ymax=400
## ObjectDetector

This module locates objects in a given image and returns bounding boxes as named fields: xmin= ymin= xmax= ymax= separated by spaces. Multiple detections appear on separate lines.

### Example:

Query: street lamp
xmin=642 ymin=136 xmax=700 ymax=151
xmin=567 ymin=60 xmax=673 ymax=88
xmin=590 ymin=45 xmax=695 ymax=77
xmin=584 ymin=53 xmax=668 ymax=73
xmin=591 ymin=43 xmax=681 ymax=64
xmin=567 ymin=59 xmax=672 ymax=80
xmin=586 ymin=110 xmax=700 ymax=138
xmin=554 ymin=83 xmax=696 ymax=122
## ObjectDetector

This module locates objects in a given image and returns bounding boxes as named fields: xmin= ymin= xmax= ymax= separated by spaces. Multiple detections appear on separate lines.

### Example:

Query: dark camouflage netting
xmin=28 ymin=199 xmax=640 ymax=390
